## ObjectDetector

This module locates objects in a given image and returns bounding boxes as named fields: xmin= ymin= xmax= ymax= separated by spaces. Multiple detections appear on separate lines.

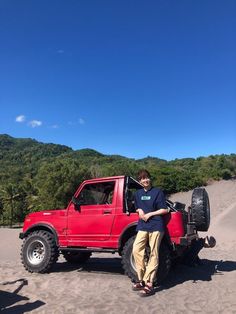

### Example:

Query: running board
xmin=59 ymin=247 xmax=117 ymax=254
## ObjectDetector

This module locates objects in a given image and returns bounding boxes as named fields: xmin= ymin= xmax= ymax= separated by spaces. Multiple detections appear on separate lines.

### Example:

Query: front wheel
xmin=21 ymin=230 xmax=59 ymax=273
xmin=121 ymin=235 xmax=171 ymax=285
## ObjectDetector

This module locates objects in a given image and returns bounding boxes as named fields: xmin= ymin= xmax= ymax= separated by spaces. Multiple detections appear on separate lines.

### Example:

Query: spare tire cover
xmin=191 ymin=188 xmax=210 ymax=231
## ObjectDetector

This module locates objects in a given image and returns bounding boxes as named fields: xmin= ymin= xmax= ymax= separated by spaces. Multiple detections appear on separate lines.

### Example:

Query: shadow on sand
xmin=0 ymin=279 xmax=45 ymax=314
xmin=156 ymin=259 xmax=236 ymax=292
xmin=52 ymin=257 xmax=236 ymax=287
xmin=52 ymin=256 xmax=124 ymax=275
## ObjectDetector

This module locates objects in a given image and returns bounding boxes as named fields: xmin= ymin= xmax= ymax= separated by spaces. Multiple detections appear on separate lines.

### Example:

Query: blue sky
xmin=0 ymin=0 xmax=235 ymax=160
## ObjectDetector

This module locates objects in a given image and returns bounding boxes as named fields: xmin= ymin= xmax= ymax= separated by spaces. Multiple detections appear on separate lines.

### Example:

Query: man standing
xmin=132 ymin=169 xmax=169 ymax=296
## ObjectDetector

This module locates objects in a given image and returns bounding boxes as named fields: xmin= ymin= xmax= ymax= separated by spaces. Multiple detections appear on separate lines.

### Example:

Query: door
xmin=67 ymin=180 xmax=117 ymax=246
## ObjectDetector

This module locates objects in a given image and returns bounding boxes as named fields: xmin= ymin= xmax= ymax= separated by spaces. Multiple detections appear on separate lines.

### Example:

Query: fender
xmin=118 ymin=222 xmax=137 ymax=252
xmin=19 ymin=223 xmax=59 ymax=246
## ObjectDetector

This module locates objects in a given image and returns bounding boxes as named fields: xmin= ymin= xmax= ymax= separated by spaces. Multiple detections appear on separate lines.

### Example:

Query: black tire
xmin=21 ymin=230 xmax=59 ymax=273
xmin=121 ymin=235 xmax=171 ymax=285
xmin=62 ymin=251 xmax=91 ymax=263
xmin=191 ymin=188 xmax=210 ymax=231
xmin=155 ymin=241 xmax=171 ymax=285
xmin=121 ymin=236 xmax=138 ymax=282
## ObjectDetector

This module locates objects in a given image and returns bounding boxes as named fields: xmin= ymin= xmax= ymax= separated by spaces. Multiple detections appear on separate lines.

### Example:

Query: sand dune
xmin=1 ymin=180 xmax=236 ymax=313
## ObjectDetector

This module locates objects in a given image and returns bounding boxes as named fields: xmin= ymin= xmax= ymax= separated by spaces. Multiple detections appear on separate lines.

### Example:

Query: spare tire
xmin=191 ymin=188 xmax=210 ymax=231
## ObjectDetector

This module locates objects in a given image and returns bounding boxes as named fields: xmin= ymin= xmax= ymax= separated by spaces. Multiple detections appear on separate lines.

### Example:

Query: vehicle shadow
xmin=155 ymin=259 xmax=236 ymax=291
xmin=52 ymin=256 xmax=124 ymax=275
xmin=0 ymin=279 xmax=45 ymax=314
xmin=52 ymin=257 xmax=236 ymax=285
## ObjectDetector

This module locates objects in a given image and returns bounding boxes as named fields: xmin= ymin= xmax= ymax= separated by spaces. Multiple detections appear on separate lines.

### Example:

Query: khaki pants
xmin=132 ymin=231 xmax=163 ymax=284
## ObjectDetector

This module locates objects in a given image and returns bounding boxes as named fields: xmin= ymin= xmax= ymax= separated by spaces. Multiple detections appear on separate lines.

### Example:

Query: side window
xmin=77 ymin=181 xmax=115 ymax=206
xmin=125 ymin=178 xmax=142 ymax=213
xmin=126 ymin=188 xmax=136 ymax=212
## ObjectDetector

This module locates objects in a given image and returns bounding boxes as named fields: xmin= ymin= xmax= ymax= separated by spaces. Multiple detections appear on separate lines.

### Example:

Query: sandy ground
xmin=1 ymin=179 xmax=236 ymax=313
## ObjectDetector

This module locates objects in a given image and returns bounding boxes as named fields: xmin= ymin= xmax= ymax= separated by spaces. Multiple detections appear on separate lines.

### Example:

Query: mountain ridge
xmin=0 ymin=133 xmax=235 ymax=225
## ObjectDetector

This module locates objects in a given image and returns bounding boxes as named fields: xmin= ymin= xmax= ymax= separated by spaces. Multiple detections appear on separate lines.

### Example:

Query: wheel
xmin=155 ymin=241 xmax=171 ymax=285
xmin=21 ymin=230 xmax=59 ymax=273
xmin=62 ymin=251 xmax=91 ymax=263
xmin=121 ymin=236 xmax=138 ymax=282
xmin=121 ymin=235 xmax=171 ymax=285
xmin=191 ymin=188 xmax=210 ymax=231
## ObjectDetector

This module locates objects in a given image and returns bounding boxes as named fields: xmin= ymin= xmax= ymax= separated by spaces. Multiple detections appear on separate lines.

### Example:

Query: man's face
xmin=139 ymin=177 xmax=151 ymax=189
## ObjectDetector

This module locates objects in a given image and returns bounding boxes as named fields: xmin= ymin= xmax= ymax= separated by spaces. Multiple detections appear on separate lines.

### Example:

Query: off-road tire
xmin=155 ymin=242 xmax=171 ymax=285
xmin=62 ymin=251 xmax=92 ymax=263
xmin=191 ymin=188 xmax=210 ymax=231
xmin=21 ymin=230 xmax=59 ymax=273
xmin=121 ymin=235 xmax=171 ymax=285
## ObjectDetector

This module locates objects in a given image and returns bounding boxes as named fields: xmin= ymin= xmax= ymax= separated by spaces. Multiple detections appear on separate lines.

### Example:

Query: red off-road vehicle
xmin=20 ymin=176 xmax=211 ymax=284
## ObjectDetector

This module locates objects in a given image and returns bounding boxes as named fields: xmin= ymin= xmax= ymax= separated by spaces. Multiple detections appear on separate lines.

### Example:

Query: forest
xmin=0 ymin=134 xmax=235 ymax=225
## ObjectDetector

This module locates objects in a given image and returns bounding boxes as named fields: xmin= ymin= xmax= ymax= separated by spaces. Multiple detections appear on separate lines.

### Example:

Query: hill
xmin=0 ymin=134 xmax=235 ymax=224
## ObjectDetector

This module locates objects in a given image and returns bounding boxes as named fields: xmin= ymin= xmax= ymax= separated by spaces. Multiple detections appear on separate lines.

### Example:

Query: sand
xmin=1 ymin=179 xmax=236 ymax=313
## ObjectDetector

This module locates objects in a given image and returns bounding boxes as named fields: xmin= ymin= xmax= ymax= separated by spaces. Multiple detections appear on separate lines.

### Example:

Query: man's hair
xmin=137 ymin=169 xmax=151 ymax=181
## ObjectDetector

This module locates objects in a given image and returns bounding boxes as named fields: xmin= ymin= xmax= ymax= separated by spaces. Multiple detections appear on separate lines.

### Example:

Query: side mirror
xmin=72 ymin=196 xmax=81 ymax=211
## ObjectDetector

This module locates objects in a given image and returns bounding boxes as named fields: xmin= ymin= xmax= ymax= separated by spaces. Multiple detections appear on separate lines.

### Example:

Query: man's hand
xmin=142 ymin=212 xmax=153 ymax=222
xmin=136 ymin=208 xmax=145 ymax=220
xmin=143 ymin=208 xmax=169 ymax=221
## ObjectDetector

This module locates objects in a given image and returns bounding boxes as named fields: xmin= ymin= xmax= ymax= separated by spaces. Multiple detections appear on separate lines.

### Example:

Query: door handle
xmin=103 ymin=210 xmax=112 ymax=214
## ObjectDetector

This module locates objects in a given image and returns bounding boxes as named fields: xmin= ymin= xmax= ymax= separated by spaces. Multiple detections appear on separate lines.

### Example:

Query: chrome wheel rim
xmin=27 ymin=240 xmax=45 ymax=265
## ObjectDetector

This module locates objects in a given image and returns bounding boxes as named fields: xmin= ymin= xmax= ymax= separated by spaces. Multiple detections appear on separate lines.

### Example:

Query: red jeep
xmin=20 ymin=176 xmax=211 ymax=284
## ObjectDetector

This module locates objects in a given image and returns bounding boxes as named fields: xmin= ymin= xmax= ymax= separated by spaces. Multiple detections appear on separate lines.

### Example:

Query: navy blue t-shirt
xmin=134 ymin=187 xmax=167 ymax=232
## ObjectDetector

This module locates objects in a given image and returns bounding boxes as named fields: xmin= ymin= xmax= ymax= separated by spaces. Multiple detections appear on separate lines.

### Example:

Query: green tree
xmin=0 ymin=184 xmax=20 ymax=226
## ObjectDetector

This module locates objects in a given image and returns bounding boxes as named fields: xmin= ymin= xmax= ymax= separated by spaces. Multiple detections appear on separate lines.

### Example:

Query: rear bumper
xmin=179 ymin=233 xmax=198 ymax=246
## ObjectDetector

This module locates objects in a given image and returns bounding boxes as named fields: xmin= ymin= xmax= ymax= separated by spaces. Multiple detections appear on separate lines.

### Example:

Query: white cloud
xmin=79 ymin=118 xmax=85 ymax=125
xmin=51 ymin=124 xmax=59 ymax=129
xmin=29 ymin=120 xmax=42 ymax=128
xmin=57 ymin=49 xmax=64 ymax=54
xmin=15 ymin=115 xmax=26 ymax=123
xmin=68 ymin=118 xmax=85 ymax=126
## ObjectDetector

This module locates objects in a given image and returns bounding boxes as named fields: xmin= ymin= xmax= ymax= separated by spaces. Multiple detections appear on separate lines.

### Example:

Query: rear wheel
xmin=21 ymin=230 xmax=59 ymax=273
xmin=155 ymin=242 xmax=171 ymax=285
xmin=121 ymin=235 xmax=171 ymax=285
xmin=62 ymin=251 xmax=91 ymax=263
xmin=121 ymin=236 xmax=138 ymax=282
xmin=191 ymin=188 xmax=210 ymax=231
